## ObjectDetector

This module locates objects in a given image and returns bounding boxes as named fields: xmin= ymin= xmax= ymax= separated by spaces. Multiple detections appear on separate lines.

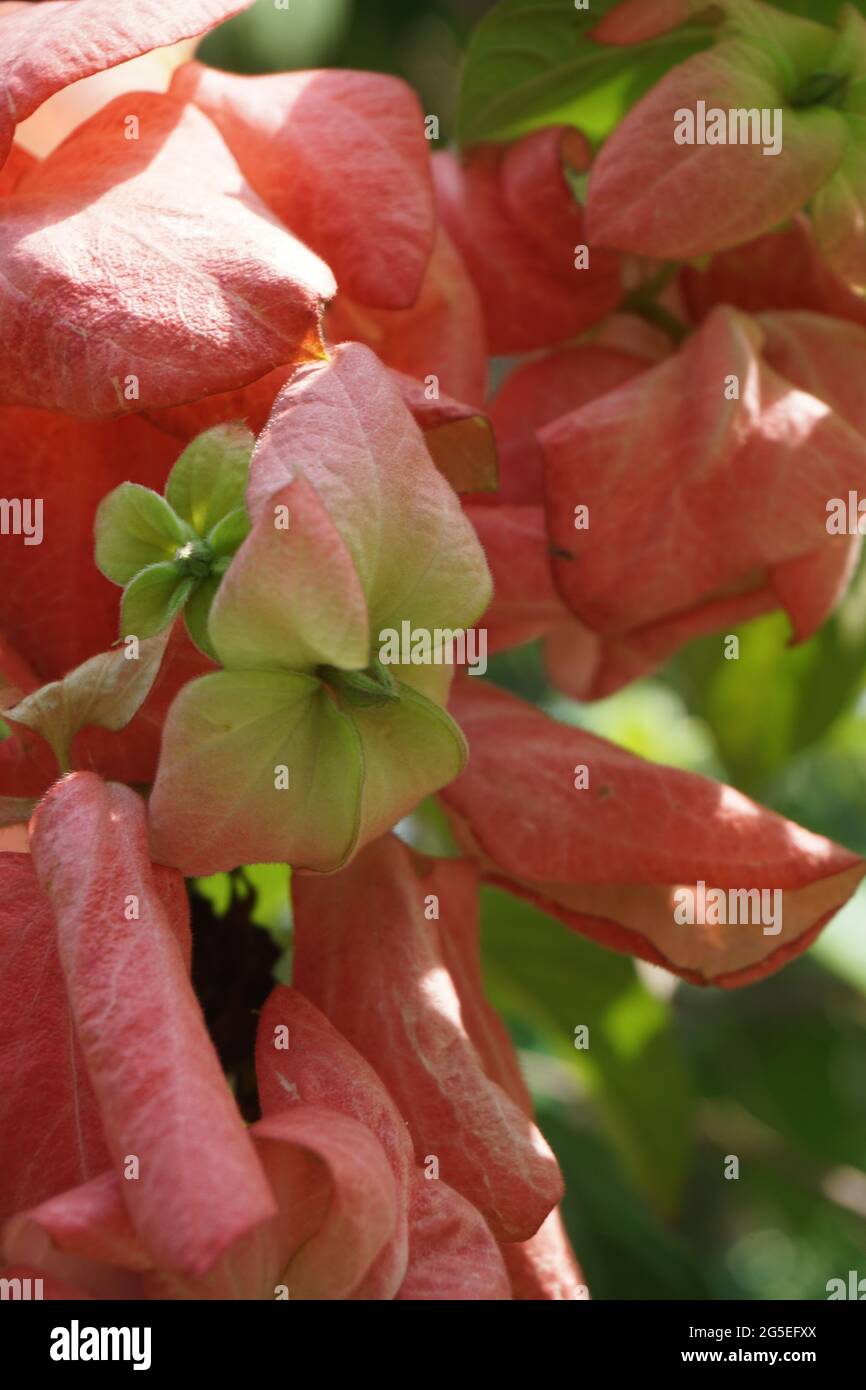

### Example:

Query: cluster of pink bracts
xmin=2 ymin=0 xmax=866 ymax=1300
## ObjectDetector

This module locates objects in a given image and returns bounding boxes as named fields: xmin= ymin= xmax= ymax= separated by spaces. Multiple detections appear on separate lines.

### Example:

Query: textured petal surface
xmin=434 ymin=131 xmax=621 ymax=354
xmin=466 ymin=504 xmax=575 ymax=658
xmin=0 ymin=410 xmax=176 ymax=680
xmin=485 ymin=345 xmax=647 ymax=505
xmin=172 ymin=63 xmax=434 ymax=310
xmin=587 ymin=39 xmax=846 ymax=258
xmin=293 ymin=835 xmax=562 ymax=1241
xmin=541 ymin=307 xmax=866 ymax=673
xmin=326 ymin=227 xmax=488 ymax=406
xmin=4 ymin=1171 xmax=151 ymax=1300
xmin=0 ymin=853 xmax=109 ymax=1223
xmin=396 ymin=1173 xmax=510 ymax=1301
xmin=681 ymin=217 xmax=866 ymax=328
xmin=0 ymin=412 xmax=210 ymax=794
xmin=502 ymin=1209 xmax=588 ymax=1301
xmin=757 ymin=310 xmax=866 ymax=439
xmin=207 ymin=478 xmax=369 ymax=673
xmin=348 ymin=685 xmax=469 ymax=845
xmin=146 ymin=361 xmax=497 ymax=492
xmin=0 ymin=93 xmax=333 ymax=415
xmin=256 ymin=988 xmax=413 ymax=1300
xmin=247 ymin=343 xmax=492 ymax=638
xmin=0 ymin=141 xmax=35 ymax=194
xmin=251 ymin=1108 xmax=398 ymax=1301
xmin=443 ymin=681 xmax=864 ymax=986
xmin=147 ymin=671 xmax=364 ymax=875
xmin=29 ymin=774 xmax=276 ymax=1274
xmin=390 ymin=371 xmax=497 ymax=494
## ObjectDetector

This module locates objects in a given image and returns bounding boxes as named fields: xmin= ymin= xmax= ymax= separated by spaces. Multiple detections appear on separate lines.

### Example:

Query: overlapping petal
xmin=482 ymin=344 xmax=648 ymax=506
xmin=0 ymin=410 xmax=176 ymax=679
xmin=172 ymin=63 xmax=435 ymax=310
xmin=503 ymin=1209 xmax=588 ymax=1301
xmin=0 ymin=93 xmax=334 ymax=415
xmin=145 ymin=361 xmax=497 ymax=495
xmin=587 ymin=23 xmax=847 ymax=259
xmin=0 ymin=851 xmax=109 ymax=1223
xmin=327 ymin=227 xmax=488 ymax=407
xmin=434 ymin=129 xmax=621 ymax=354
xmin=293 ymin=835 xmax=563 ymax=1240
xmin=540 ymin=307 xmax=866 ymax=688
xmin=246 ymin=342 xmax=492 ymax=643
xmin=148 ymin=345 xmax=490 ymax=874
xmin=29 ymin=773 xmax=276 ymax=1274
xmin=256 ymin=987 xmax=413 ymax=1300
xmin=395 ymin=1174 xmax=510 ymax=1301
xmin=2 ymin=1107 xmax=399 ymax=1302
xmin=681 ymin=217 xmax=866 ymax=327
xmin=147 ymin=669 xmax=365 ymax=875
xmin=442 ymin=680 xmax=865 ymax=987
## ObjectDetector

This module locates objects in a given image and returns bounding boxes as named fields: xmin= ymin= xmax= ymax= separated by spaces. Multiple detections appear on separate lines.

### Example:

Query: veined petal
xmin=443 ymin=681 xmax=865 ymax=987
xmin=207 ymin=479 xmax=369 ymax=673
xmin=0 ymin=93 xmax=334 ymax=415
xmin=326 ymin=227 xmax=488 ymax=406
xmin=147 ymin=670 xmax=363 ymax=875
xmin=29 ymin=774 xmax=277 ymax=1275
xmin=247 ymin=342 xmax=492 ymax=640
xmin=0 ymin=853 xmax=109 ymax=1222
xmin=256 ymin=988 xmax=414 ymax=1301
xmin=434 ymin=130 xmax=621 ymax=355
xmin=348 ymin=682 xmax=469 ymax=847
xmin=396 ymin=1174 xmax=510 ymax=1301
xmin=293 ymin=835 xmax=562 ymax=1241
xmin=485 ymin=345 xmax=647 ymax=506
xmin=251 ymin=1108 xmax=398 ymax=1302
xmin=172 ymin=63 xmax=435 ymax=310
xmin=540 ymin=307 xmax=866 ymax=673
xmin=587 ymin=37 xmax=846 ymax=258
xmin=502 ymin=1209 xmax=588 ymax=1302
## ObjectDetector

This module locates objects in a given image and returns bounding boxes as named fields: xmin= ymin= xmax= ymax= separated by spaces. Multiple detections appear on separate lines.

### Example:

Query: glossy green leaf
xmin=665 ymin=556 xmax=866 ymax=793
xmin=456 ymin=0 xmax=709 ymax=148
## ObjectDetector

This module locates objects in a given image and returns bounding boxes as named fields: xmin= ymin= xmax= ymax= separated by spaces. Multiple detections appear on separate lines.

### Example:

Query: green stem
xmin=622 ymin=262 xmax=690 ymax=345
xmin=634 ymin=299 xmax=690 ymax=345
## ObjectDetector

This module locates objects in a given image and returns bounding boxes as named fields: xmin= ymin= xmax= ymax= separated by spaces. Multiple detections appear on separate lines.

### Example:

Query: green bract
xmin=94 ymin=424 xmax=254 ymax=657
xmin=148 ymin=344 xmax=493 ymax=877
xmin=6 ymin=631 xmax=171 ymax=774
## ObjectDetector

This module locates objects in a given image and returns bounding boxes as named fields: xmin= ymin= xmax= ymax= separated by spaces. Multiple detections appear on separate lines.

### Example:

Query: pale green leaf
xmin=120 ymin=564 xmax=194 ymax=639
xmin=94 ymin=483 xmax=192 ymax=585
xmin=165 ymin=424 xmax=254 ymax=537
xmin=6 ymin=630 xmax=171 ymax=772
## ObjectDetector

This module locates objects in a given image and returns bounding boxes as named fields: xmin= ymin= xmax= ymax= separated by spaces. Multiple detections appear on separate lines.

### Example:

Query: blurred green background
xmin=198 ymin=0 xmax=866 ymax=1299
